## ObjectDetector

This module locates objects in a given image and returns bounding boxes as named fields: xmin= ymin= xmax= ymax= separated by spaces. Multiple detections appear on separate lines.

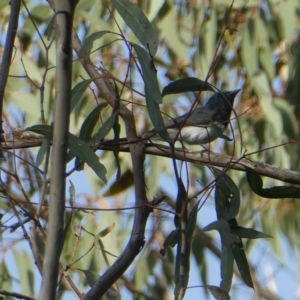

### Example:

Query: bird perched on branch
xmin=143 ymin=89 xmax=240 ymax=145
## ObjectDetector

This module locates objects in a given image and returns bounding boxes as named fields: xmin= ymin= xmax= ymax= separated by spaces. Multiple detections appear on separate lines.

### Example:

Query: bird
xmin=142 ymin=89 xmax=240 ymax=145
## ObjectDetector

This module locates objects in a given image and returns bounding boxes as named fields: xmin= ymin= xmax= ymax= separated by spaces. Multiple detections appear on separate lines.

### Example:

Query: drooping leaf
xmin=132 ymin=42 xmax=171 ymax=142
xmin=79 ymin=103 xmax=108 ymax=142
xmin=213 ymin=169 xmax=240 ymax=221
xmin=96 ymin=223 xmax=115 ymax=238
xmin=131 ymin=43 xmax=161 ymax=104
xmin=203 ymin=219 xmax=240 ymax=247
xmin=91 ymin=111 xmax=118 ymax=142
xmin=79 ymin=31 xmax=110 ymax=58
xmin=220 ymin=245 xmax=234 ymax=293
xmin=27 ymin=125 xmax=107 ymax=183
xmin=111 ymin=0 xmax=159 ymax=55
xmin=162 ymin=77 xmax=215 ymax=97
xmin=205 ymin=285 xmax=231 ymax=300
xmin=160 ymin=229 xmax=180 ymax=256
xmin=230 ymin=226 xmax=272 ymax=239
xmin=104 ymin=169 xmax=134 ymax=196
xmin=174 ymin=177 xmax=187 ymax=228
xmin=231 ymin=243 xmax=254 ymax=289
xmin=36 ymin=139 xmax=48 ymax=166
xmin=245 ymin=167 xmax=300 ymax=199
xmin=78 ymin=269 xmax=100 ymax=287
xmin=71 ymin=79 xmax=93 ymax=113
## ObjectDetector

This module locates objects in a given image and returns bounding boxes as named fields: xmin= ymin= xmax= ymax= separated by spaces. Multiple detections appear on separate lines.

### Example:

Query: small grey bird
xmin=143 ymin=89 xmax=240 ymax=145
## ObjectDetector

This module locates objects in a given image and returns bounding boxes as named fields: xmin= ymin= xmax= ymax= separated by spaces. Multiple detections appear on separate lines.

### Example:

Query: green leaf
xmin=111 ymin=0 xmax=158 ymax=55
xmin=131 ymin=43 xmax=171 ymax=142
xmin=220 ymin=245 xmax=234 ymax=293
xmin=230 ymin=226 xmax=272 ymax=239
xmin=36 ymin=139 xmax=48 ymax=166
xmin=27 ymin=125 xmax=107 ymax=183
xmin=174 ymin=177 xmax=187 ymax=228
xmin=192 ymin=235 xmax=208 ymax=289
xmin=232 ymin=243 xmax=254 ymax=289
xmin=213 ymin=169 xmax=240 ymax=221
xmin=205 ymin=285 xmax=231 ymax=300
xmin=71 ymin=79 xmax=93 ymax=113
xmin=274 ymin=97 xmax=298 ymax=140
xmin=79 ymin=103 xmax=108 ymax=142
xmin=203 ymin=219 xmax=240 ymax=247
xmin=96 ymin=223 xmax=115 ymax=238
xmin=131 ymin=43 xmax=161 ymax=104
xmin=79 ymin=31 xmax=110 ymax=57
xmin=160 ymin=229 xmax=180 ymax=256
xmin=78 ymin=269 xmax=100 ymax=287
xmin=245 ymin=167 xmax=300 ymax=199
xmin=162 ymin=77 xmax=215 ymax=97
xmin=92 ymin=110 xmax=118 ymax=142
xmin=104 ymin=169 xmax=134 ymax=196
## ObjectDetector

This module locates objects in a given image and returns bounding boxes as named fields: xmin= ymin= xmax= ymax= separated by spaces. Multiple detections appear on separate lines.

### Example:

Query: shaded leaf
xmin=79 ymin=103 xmax=108 ymax=142
xmin=245 ymin=167 xmax=300 ymax=199
xmin=104 ymin=169 xmax=134 ymax=196
xmin=203 ymin=219 xmax=240 ymax=247
xmin=92 ymin=111 xmax=118 ymax=142
xmin=111 ymin=0 xmax=158 ymax=55
xmin=160 ymin=229 xmax=180 ymax=256
xmin=213 ymin=169 xmax=240 ymax=220
xmin=174 ymin=177 xmax=187 ymax=228
xmin=71 ymin=80 xmax=93 ymax=113
xmin=162 ymin=77 xmax=215 ymax=97
xmin=78 ymin=269 xmax=100 ymax=287
xmin=206 ymin=285 xmax=231 ymax=300
xmin=36 ymin=139 xmax=48 ymax=166
xmin=220 ymin=245 xmax=234 ymax=293
xmin=79 ymin=31 xmax=110 ymax=58
xmin=230 ymin=226 xmax=272 ymax=239
xmin=232 ymin=243 xmax=254 ymax=289
xmin=27 ymin=125 xmax=107 ymax=183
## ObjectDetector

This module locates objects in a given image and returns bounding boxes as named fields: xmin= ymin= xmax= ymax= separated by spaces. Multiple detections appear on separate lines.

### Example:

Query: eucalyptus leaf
xmin=27 ymin=125 xmax=107 ymax=183
xmin=111 ymin=0 xmax=158 ymax=55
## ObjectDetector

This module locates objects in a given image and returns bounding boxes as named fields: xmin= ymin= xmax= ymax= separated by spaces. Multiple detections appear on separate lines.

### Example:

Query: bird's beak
xmin=231 ymin=89 xmax=241 ymax=96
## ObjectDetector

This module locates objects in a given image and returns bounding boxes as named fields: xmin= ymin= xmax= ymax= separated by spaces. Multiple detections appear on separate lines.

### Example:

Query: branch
xmin=0 ymin=0 xmax=21 ymax=139
xmin=3 ymin=137 xmax=300 ymax=185
xmin=38 ymin=1 xmax=78 ymax=299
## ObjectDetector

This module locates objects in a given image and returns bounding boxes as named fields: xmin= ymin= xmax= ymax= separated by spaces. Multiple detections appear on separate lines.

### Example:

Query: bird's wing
xmin=164 ymin=107 xmax=219 ymax=129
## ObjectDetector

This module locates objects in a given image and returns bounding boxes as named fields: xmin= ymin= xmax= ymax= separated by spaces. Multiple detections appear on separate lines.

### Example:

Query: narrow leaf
xmin=206 ymin=285 xmax=231 ymax=300
xmin=203 ymin=219 xmax=240 ymax=247
xmin=220 ymin=245 xmax=234 ymax=293
xmin=97 ymin=223 xmax=115 ymax=238
xmin=79 ymin=103 xmax=108 ymax=142
xmin=162 ymin=77 xmax=215 ymax=96
xmin=245 ymin=167 xmax=300 ymax=199
xmin=79 ymin=31 xmax=110 ymax=58
xmin=27 ymin=125 xmax=107 ymax=183
xmin=71 ymin=80 xmax=93 ymax=113
xmin=230 ymin=226 xmax=272 ymax=239
xmin=213 ymin=169 xmax=240 ymax=221
xmin=111 ymin=0 xmax=158 ymax=55
xmin=232 ymin=243 xmax=254 ymax=289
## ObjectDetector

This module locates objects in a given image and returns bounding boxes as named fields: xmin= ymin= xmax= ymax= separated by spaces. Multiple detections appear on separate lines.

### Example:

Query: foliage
xmin=0 ymin=0 xmax=300 ymax=299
